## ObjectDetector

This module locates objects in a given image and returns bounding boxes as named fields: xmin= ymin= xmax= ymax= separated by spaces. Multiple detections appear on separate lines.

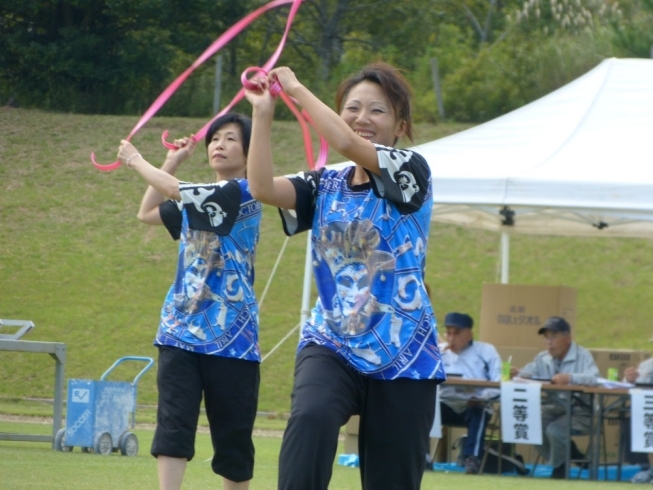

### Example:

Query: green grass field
xmin=0 ymin=420 xmax=636 ymax=490
xmin=1 ymin=105 xmax=653 ymax=420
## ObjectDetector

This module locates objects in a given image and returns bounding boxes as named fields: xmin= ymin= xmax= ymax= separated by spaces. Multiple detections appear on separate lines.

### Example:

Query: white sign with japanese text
xmin=630 ymin=388 xmax=653 ymax=452
xmin=429 ymin=385 xmax=442 ymax=439
xmin=500 ymin=382 xmax=542 ymax=445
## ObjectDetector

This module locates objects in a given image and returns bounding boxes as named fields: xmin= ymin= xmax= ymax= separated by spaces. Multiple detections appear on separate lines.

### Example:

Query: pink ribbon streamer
xmin=92 ymin=0 xmax=303 ymax=171
xmin=241 ymin=67 xmax=328 ymax=170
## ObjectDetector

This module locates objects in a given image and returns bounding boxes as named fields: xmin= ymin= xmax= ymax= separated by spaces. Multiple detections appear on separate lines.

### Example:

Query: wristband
xmin=125 ymin=153 xmax=141 ymax=168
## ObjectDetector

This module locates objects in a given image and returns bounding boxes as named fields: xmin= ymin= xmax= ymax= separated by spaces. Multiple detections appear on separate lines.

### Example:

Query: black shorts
xmin=151 ymin=345 xmax=260 ymax=482
xmin=278 ymin=343 xmax=437 ymax=490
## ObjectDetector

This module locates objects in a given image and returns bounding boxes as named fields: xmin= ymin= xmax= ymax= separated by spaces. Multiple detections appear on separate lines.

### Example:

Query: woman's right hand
xmin=117 ymin=140 xmax=141 ymax=168
xmin=166 ymin=135 xmax=196 ymax=165
xmin=244 ymin=76 xmax=276 ymax=116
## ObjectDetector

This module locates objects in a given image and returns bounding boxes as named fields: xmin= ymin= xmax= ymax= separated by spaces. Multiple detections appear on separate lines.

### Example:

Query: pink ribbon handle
xmin=241 ymin=67 xmax=282 ymax=96
xmin=242 ymin=67 xmax=328 ymax=170
xmin=92 ymin=0 xmax=302 ymax=171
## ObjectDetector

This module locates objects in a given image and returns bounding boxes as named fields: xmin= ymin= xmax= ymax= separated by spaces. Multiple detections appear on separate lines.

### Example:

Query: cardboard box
xmin=589 ymin=348 xmax=652 ymax=380
xmin=344 ymin=433 xmax=358 ymax=454
xmin=442 ymin=426 xmax=468 ymax=464
xmin=345 ymin=415 xmax=360 ymax=435
xmin=480 ymin=284 xmax=577 ymax=349
xmin=344 ymin=416 xmax=359 ymax=454
xmin=427 ymin=426 xmax=468 ymax=463
xmin=602 ymin=415 xmax=622 ymax=463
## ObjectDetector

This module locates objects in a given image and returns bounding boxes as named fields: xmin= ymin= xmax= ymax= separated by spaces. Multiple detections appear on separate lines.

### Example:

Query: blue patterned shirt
xmin=156 ymin=179 xmax=262 ymax=361
xmin=280 ymin=144 xmax=446 ymax=381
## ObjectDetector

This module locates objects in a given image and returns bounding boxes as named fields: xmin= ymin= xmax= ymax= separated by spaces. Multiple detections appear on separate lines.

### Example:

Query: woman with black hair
xmin=117 ymin=113 xmax=261 ymax=490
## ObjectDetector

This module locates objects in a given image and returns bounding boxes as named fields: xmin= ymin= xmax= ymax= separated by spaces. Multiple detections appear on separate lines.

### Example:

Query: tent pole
xmin=501 ymin=232 xmax=510 ymax=284
xmin=300 ymin=231 xmax=313 ymax=327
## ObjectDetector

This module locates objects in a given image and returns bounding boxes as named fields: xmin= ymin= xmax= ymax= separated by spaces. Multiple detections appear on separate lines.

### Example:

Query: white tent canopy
xmin=417 ymin=57 xmax=653 ymax=238
xmin=317 ymin=58 xmax=653 ymax=289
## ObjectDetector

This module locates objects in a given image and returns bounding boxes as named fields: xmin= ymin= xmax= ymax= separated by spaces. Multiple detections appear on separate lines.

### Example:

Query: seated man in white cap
xmin=517 ymin=316 xmax=599 ymax=479
xmin=439 ymin=312 xmax=502 ymax=474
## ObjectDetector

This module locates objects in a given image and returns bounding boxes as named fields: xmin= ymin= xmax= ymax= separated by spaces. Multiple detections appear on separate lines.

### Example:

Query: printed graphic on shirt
xmin=157 ymin=180 xmax=261 ymax=361
xmin=377 ymin=145 xmax=420 ymax=202
xmin=369 ymin=145 xmax=431 ymax=213
xmin=282 ymin=147 xmax=445 ymax=381
xmin=180 ymin=180 xmax=242 ymax=234
xmin=315 ymin=219 xmax=395 ymax=336
xmin=395 ymin=168 xmax=420 ymax=202
xmin=172 ymin=230 xmax=225 ymax=317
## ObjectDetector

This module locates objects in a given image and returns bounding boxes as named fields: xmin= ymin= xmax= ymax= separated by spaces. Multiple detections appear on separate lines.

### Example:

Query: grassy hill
xmin=1 ymin=107 xmax=652 ymax=415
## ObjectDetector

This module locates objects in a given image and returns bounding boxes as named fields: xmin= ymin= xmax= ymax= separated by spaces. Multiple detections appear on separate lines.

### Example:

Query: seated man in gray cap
xmin=517 ymin=316 xmax=599 ymax=479
xmin=439 ymin=312 xmax=502 ymax=474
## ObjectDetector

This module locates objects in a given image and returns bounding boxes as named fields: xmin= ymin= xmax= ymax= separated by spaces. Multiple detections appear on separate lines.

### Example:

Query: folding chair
xmin=479 ymin=401 xmax=529 ymax=475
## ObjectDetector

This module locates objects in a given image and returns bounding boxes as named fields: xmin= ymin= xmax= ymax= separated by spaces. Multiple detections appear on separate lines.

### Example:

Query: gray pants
xmin=536 ymin=406 xmax=591 ymax=468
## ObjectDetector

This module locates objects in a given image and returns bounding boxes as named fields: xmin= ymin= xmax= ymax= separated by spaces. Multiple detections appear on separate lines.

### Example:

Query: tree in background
xmin=0 ymin=0 xmax=256 ymax=115
xmin=0 ymin=0 xmax=649 ymax=122
xmin=153 ymin=0 xmax=257 ymax=117
xmin=0 ymin=0 xmax=172 ymax=113
xmin=423 ymin=0 xmax=622 ymax=122
xmin=509 ymin=0 xmax=621 ymax=34
xmin=610 ymin=0 xmax=653 ymax=58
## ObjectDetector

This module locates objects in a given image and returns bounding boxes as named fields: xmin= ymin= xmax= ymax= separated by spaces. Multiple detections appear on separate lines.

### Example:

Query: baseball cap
xmin=444 ymin=312 xmax=473 ymax=329
xmin=538 ymin=316 xmax=571 ymax=335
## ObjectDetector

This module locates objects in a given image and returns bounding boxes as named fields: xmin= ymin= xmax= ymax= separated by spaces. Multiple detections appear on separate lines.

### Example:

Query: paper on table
xmin=597 ymin=378 xmax=634 ymax=389
xmin=511 ymin=376 xmax=549 ymax=383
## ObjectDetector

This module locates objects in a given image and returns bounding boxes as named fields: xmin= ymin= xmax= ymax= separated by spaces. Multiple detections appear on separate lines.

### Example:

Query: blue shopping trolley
xmin=54 ymin=356 xmax=154 ymax=456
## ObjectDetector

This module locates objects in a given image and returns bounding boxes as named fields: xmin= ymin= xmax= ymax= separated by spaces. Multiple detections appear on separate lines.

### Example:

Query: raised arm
xmin=269 ymin=67 xmax=382 ymax=175
xmin=117 ymin=137 xmax=196 ymax=224
xmin=244 ymin=81 xmax=297 ymax=209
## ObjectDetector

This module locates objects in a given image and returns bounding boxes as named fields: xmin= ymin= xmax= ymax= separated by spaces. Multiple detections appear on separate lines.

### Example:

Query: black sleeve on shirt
xmin=366 ymin=145 xmax=431 ymax=214
xmin=181 ymin=180 xmax=242 ymax=236
xmin=159 ymin=180 xmax=243 ymax=240
xmin=159 ymin=200 xmax=183 ymax=240
xmin=278 ymin=169 xmax=323 ymax=236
